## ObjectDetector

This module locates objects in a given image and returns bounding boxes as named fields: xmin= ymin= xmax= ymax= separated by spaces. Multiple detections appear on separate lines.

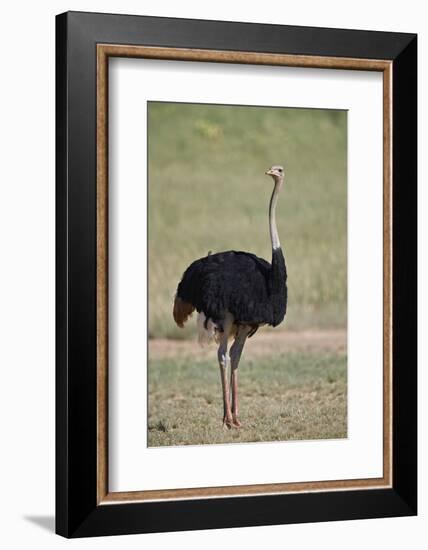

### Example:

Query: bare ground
xmin=148 ymin=329 xmax=346 ymax=360
xmin=148 ymin=331 xmax=347 ymax=446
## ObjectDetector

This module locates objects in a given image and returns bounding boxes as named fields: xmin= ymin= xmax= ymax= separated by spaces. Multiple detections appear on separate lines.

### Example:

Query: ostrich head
xmin=265 ymin=165 xmax=284 ymax=181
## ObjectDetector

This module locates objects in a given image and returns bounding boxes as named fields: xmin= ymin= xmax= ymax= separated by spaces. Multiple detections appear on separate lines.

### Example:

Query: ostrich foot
xmin=222 ymin=416 xmax=234 ymax=430
xmin=232 ymin=417 xmax=242 ymax=428
xmin=223 ymin=416 xmax=241 ymax=429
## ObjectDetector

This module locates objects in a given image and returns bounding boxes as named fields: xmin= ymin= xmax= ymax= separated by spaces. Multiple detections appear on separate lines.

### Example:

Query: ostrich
xmin=173 ymin=165 xmax=287 ymax=428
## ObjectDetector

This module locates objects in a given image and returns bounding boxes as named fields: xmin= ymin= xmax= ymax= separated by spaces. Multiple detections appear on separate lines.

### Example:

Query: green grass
xmin=147 ymin=104 xmax=347 ymax=445
xmin=148 ymin=102 xmax=347 ymax=339
xmin=148 ymin=349 xmax=347 ymax=447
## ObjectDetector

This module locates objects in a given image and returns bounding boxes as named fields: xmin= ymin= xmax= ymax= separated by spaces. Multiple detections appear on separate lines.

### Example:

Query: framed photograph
xmin=56 ymin=11 xmax=417 ymax=538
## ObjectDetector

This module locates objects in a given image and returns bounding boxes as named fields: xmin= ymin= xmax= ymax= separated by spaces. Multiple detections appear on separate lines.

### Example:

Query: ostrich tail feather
xmin=173 ymin=296 xmax=195 ymax=328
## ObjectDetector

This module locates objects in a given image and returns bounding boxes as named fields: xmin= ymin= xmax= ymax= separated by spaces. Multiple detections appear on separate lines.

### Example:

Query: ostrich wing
xmin=176 ymin=251 xmax=276 ymax=326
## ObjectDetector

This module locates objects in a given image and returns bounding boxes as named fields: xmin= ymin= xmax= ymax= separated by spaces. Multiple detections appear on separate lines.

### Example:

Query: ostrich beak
xmin=265 ymin=169 xmax=273 ymax=176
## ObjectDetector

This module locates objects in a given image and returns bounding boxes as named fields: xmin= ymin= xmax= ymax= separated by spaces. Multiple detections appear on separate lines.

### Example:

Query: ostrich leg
xmin=217 ymin=318 xmax=234 ymax=429
xmin=229 ymin=326 xmax=251 ymax=428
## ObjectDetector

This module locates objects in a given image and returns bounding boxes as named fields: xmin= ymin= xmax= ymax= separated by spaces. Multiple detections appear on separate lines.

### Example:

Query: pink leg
xmin=229 ymin=326 xmax=251 ymax=428
xmin=217 ymin=323 xmax=233 ymax=429
xmin=219 ymin=358 xmax=233 ymax=429
xmin=230 ymin=368 xmax=241 ymax=427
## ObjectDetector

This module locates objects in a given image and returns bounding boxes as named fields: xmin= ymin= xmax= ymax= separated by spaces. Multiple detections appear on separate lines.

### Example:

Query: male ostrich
xmin=173 ymin=165 xmax=287 ymax=428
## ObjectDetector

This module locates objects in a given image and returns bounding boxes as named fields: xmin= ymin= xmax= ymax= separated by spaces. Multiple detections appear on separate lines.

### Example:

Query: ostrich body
xmin=173 ymin=166 xmax=287 ymax=428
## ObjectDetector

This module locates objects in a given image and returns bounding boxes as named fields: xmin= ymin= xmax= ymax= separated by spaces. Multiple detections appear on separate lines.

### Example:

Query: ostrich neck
xmin=269 ymin=178 xmax=283 ymax=251
xmin=268 ymin=177 xmax=287 ymax=301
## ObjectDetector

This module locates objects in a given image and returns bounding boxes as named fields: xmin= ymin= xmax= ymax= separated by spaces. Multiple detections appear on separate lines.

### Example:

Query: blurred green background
xmin=148 ymin=102 xmax=347 ymax=339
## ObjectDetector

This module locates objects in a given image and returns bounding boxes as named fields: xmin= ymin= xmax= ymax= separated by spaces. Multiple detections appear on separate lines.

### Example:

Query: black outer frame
xmin=56 ymin=11 xmax=417 ymax=538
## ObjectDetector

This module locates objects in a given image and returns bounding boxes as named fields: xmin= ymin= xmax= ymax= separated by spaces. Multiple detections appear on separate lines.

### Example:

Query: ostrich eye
xmin=278 ymin=168 xmax=283 ymax=172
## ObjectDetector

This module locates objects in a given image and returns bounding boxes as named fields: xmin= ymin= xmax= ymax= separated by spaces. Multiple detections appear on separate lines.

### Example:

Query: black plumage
xmin=175 ymin=248 xmax=287 ymax=335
